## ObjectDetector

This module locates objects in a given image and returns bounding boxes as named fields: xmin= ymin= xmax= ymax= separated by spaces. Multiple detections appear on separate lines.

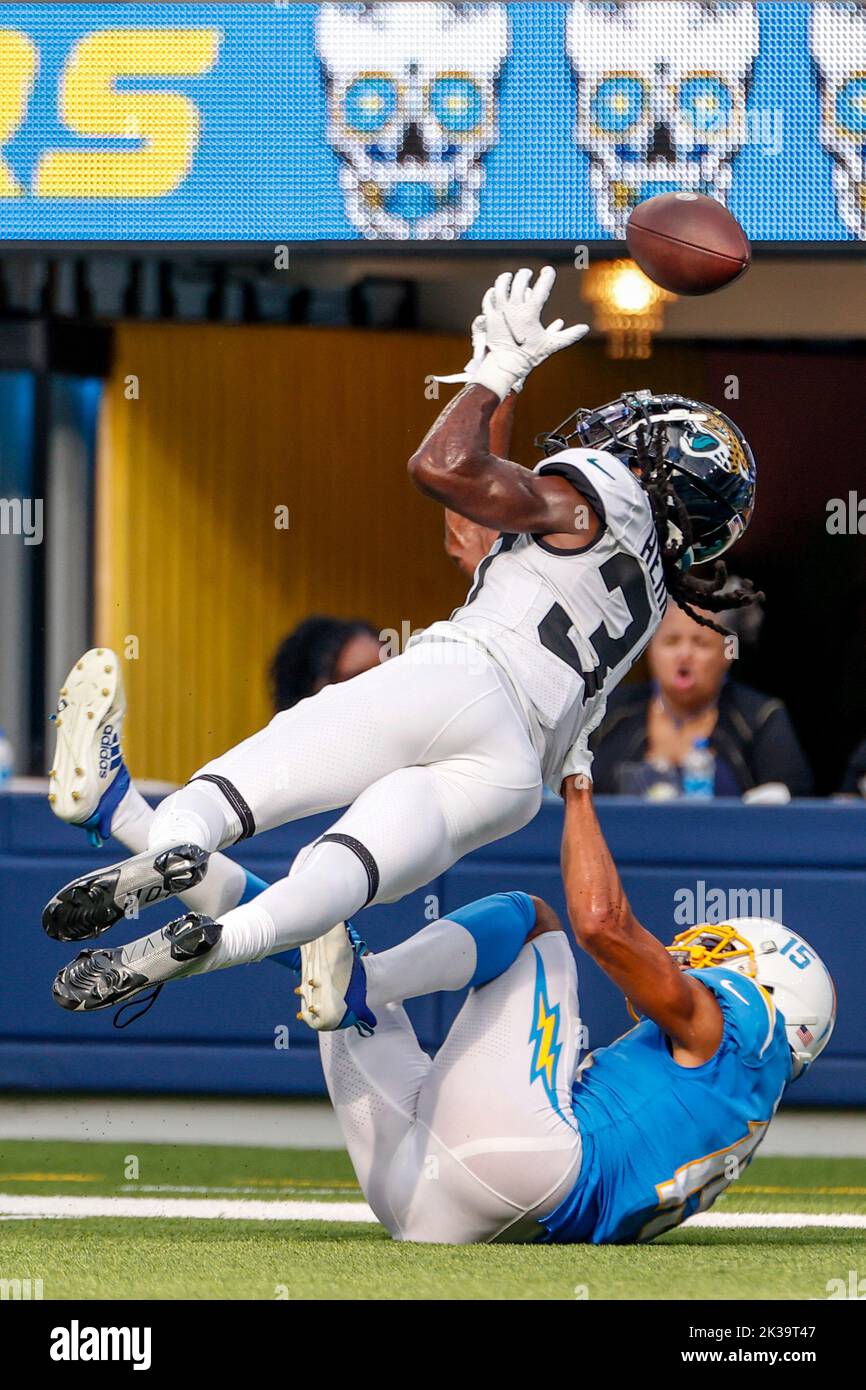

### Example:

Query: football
xmin=626 ymin=191 xmax=751 ymax=296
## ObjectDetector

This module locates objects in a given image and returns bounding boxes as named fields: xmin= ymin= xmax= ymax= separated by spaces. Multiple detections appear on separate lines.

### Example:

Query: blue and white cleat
xmin=295 ymin=922 xmax=377 ymax=1036
xmin=48 ymin=648 xmax=129 ymax=848
xmin=45 ymin=646 xmax=210 ymax=944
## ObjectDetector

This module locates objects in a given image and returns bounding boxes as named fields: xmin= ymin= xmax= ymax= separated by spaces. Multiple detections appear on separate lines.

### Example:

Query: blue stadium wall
xmin=1 ymin=793 xmax=864 ymax=1107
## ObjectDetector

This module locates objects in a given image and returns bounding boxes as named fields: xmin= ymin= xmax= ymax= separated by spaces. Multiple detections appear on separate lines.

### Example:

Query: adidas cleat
xmin=42 ymin=843 xmax=210 ymax=943
xmin=48 ymin=648 xmax=129 ymax=847
xmin=295 ymin=921 xmax=377 ymax=1035
xmin=52 ymin=912 xmax=222 ymax=1012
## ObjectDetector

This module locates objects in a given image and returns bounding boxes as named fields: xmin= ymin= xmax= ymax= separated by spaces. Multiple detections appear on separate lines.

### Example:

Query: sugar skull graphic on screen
xmin=316 ymin=2 xmax=509 ymax=239
xmin=566 ymin=1 xmax=759 ymax=236
xmin=810 ymin=1 xmax=866 ymax=239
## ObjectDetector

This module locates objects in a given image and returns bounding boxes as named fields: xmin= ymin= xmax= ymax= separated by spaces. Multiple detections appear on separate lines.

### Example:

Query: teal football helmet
xmin=538 ymin=389 xmax=756 ymax=568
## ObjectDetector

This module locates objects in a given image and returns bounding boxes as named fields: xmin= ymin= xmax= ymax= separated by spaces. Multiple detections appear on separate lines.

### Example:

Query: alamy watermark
xmin=50 ymin=1322 xmax=152 ymax=1370
xmin=673 ymin=880 xmax=783 ymax=926
xmin=826 ymin=1270 xmax=866 ymax=1299
xmin=0 ymin=1275 xmax=43 ymax=1300
xmin=827 ymin=492 xmax=866 ymax=535
xmin=0 ymin=497 xmax=42 ymax=545
xmin=378 ymin=622 xmax=489 ymax=672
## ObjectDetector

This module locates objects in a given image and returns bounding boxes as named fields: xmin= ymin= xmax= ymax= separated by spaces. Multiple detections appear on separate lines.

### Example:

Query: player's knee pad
xmin=445 ymin=890 xmax=536 ymax=988
xmin=186 ymin=773 xmax=256 ymax=842
xmin=316 ymin=832 xmax=380 ymax=906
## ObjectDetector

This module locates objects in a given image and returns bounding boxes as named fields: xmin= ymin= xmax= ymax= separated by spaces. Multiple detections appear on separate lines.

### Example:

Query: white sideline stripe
xmin=0 ymin=1195 xmax=378 ymax=1223
xmin=1 ymin=1194 xmax=865 ymax=1230
xmin=684 ymin=1212 xmax=866 ymax=1230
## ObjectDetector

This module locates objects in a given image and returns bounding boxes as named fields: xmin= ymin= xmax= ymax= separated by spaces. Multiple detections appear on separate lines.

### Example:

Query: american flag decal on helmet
xmin=797 ymin=1024 xmax=814 ymax=1047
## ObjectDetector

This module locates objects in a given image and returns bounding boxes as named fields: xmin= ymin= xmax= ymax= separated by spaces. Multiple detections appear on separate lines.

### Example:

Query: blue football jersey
xmin=539 ymin=967 xmax=792 ymax=1245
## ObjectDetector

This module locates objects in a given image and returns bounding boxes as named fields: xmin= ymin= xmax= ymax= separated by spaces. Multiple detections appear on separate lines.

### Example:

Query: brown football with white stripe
xmin=626 ymin=191 xmax=751 ymax=296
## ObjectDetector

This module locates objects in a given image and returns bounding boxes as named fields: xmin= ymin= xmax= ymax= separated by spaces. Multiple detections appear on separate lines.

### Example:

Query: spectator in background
xmin=271 ymin=616 xmax=383 ymax=712
xmin=840 ymin=737 xmax=866 ymax=798
xmin=591 ymin=602 xmax=813 ymax=800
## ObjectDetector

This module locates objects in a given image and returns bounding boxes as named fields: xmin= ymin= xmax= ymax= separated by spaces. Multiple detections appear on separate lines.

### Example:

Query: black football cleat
xmin=52 ymin=912 xmax=222 ymax=1012
xmin=42 ymin=844 xmax=210 ymax=943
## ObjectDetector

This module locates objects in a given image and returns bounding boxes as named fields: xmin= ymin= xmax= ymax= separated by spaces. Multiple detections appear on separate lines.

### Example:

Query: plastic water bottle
xmin=0 ymin=728 xmax=13 ymax=786
xmin=682 ymin=737 xmax=715 ymax=799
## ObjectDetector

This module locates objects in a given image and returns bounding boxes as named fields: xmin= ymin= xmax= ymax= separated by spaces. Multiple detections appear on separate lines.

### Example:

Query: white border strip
xmin=685 ymin=1212 xmax=866 ymax=1230
xmin=0 ymin=1195 xmax=378 ymax=1223
xmin=1 ymin=1194 xmax=865 ymax=1230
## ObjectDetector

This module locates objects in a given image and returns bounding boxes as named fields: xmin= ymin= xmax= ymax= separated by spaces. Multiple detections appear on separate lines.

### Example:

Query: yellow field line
xmin=0 ymin=1172 xmax=104 ymax=1183
xmin=0 ymin=1172 xmax=362 ymax=1191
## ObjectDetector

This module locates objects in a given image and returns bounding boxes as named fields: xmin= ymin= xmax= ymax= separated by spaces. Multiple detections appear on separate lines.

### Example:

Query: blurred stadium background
xmin=0 ymin=3 xmax=864 ymax=1293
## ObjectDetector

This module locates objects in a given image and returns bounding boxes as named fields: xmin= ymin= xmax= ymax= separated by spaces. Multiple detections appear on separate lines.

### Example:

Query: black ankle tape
xmin=316 ymin=833 xmax=380 ymax=907
xmin=187 ymin=774 xmax=256 ymax=842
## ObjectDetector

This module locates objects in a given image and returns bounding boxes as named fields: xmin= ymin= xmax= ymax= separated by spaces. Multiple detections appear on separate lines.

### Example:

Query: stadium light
xmin=582 ymin=258 xmax=677 ymax=359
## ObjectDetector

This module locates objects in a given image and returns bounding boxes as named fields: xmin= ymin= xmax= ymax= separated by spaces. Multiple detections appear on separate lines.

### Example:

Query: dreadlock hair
xmin=635 ymin=424 xmax=765 ymax=638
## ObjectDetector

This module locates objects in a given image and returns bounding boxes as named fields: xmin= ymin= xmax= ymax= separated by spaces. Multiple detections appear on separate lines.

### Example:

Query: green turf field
xmin=1 ymin=1139 xmax=865 ymax=1300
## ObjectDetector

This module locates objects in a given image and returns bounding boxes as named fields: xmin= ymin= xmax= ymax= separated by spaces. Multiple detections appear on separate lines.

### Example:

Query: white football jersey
xmin=420 ymin=448 xmax=667 ymax=791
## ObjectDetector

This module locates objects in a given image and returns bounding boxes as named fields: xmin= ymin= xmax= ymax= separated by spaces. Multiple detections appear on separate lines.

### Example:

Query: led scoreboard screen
xmin=0 ymin=1 xmax=862 ymax=242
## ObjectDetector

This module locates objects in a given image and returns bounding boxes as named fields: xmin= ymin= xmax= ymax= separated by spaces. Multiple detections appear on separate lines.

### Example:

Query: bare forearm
xmin=562 ymin=790 xmax=663 ymax=1004
xmin=441 ymin=393 xmax=516 ymax=572
xmin=410 ymin=385 xmax=571 ymax=532
xmin=411 ymin=384 xmax=500 ymax=492
xmin=489 ymin=391 xmax=517 ymax=459
xmin=560 ymin=781 xmax=712 ymax=1046
xmin=561 ymin=784 xmax=632 ymax=933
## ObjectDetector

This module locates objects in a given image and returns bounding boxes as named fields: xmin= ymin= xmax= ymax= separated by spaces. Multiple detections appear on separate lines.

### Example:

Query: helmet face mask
xmin=666 ymin=918 xmax=837 ymax=1081
xmin=537 ymin=389 xmax=757 ymax=568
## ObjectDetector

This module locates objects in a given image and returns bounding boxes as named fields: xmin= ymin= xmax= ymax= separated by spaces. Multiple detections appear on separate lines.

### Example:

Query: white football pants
xmin=320 ymin=931 xmax=584 ymax=1244
xmin=148 ymin=640 xmax=543 ymax=957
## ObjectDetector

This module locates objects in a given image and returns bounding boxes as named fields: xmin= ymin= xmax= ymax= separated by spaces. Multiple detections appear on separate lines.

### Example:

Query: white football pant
xmin=320 ymin=931 xmax=584 ymax=1244
xmin=148 ymin=640 xmax=543 ymax=962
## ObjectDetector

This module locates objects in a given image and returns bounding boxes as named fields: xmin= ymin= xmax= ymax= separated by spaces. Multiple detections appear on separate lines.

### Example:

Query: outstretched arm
xmin=410 ymin=268 xmax=596 ymax=539
xmin=560 ymin=777 xmax=723 ymax=1063
xmin=443 ymin=393 xmax=514 ymax=576
xmin=411 ymin=384 xmax=597 ymax=538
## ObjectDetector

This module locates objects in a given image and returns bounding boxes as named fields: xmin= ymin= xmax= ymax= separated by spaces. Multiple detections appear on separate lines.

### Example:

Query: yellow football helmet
xmin=666 ymin=921 xmax=758 ymax=975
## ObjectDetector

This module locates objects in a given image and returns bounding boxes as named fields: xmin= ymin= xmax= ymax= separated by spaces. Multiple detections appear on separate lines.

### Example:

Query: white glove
xmin=473 ymin=266 xmax=589 ymax=401
xmin=434 ymin=314 xmax=503 ymax=387
xmin=560 ymin=727 xmax=594 ymax=791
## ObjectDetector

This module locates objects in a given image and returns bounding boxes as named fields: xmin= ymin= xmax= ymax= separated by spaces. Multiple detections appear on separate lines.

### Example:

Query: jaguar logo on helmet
xmin=668 ymin=406 xmax=756 ymax=565
xmin=681 ymin=421 xmax=751 ymax=483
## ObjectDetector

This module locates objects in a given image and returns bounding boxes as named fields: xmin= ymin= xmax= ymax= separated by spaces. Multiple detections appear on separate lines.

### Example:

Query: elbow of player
xmin=407 ymin=449 xmax=437 ymax=492
xmin=408 ymin=446 xmax=472 ymax=498
xmin=568 ymin=901 xmax=628 ymax=950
